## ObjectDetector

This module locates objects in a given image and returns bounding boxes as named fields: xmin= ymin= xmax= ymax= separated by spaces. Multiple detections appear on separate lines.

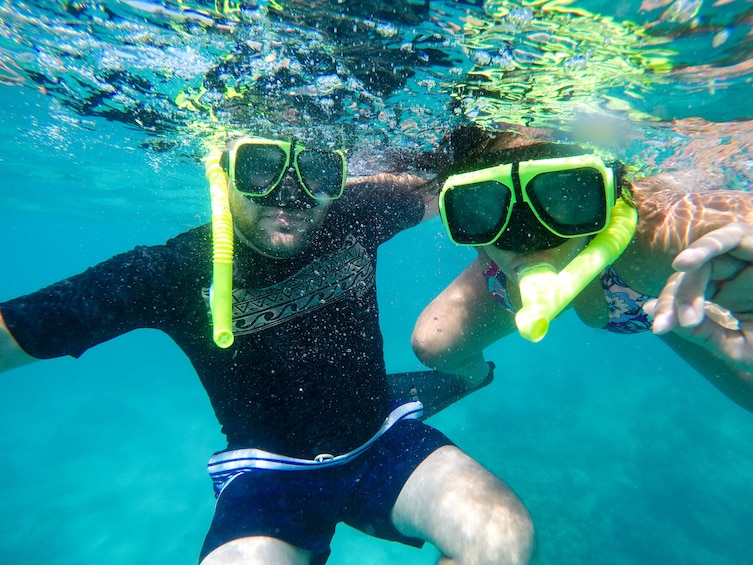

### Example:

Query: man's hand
xmin=0 ymin=311 xmax=37 ymax=372
xmin=644 ymin=222 xmax=753 ymax=371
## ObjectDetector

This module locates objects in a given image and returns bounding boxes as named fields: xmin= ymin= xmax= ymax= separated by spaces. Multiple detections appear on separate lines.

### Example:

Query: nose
xmin=274 ymin=167 xmax=305 ymax=207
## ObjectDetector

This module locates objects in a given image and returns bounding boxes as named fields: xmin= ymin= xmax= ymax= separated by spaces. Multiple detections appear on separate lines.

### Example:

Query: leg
xmin=391 ymin=446 xmax=534 ymax=565
xmin=201 ymin=536 xmax=312 ymax=565
xmin=411 ymin=257 xmax=516 ymax=384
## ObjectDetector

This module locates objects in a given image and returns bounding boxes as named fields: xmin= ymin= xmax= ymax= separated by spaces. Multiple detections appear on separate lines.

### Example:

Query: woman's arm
xmin=616 ymin=179 xmax=753 ymax=297
xmin=647 ymin=222 xmax=753 ymax=330
xmin=627 ymin=182 xmax=753 ymax=412
xmin=641 ymin=222 xmax=753 ymax=411
xmin=657 ymin=330 xmax=753 ymax=413
xmin=630 ymin=178 xmax=753 ymax=256
xmin=411 ymin=257 xmax=516 ymax=385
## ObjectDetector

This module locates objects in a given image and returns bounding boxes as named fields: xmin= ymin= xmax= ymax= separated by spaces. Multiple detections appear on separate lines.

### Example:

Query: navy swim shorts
xmin=199 ymin=419 xmax=453 ymax=564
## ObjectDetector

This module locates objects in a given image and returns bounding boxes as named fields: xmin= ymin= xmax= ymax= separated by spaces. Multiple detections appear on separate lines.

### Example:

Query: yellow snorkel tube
xmin=205 ymin=150 xmax=235 ymax=348
xmin=515 ymin=198 xmax=638 ymax=342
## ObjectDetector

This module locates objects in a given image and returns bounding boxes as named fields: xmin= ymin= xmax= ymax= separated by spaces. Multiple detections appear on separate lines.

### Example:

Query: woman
xmin=411 ymin=126 xmax=753 ymax=413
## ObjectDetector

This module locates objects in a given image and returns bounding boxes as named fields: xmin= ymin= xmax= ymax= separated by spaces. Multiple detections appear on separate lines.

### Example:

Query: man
xmin=0 ymin=136 xmax=534 ymax=565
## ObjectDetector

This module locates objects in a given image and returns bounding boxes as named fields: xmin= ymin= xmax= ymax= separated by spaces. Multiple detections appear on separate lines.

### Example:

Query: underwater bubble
xmin=376 ymin=22 xmax=398 ymax=38
xmin=660 ymin=0 xmax=703 ymax=24
xmin=491 ymin=51 xmax=516 ymax=70
xmin=563 ymin=55 xmax=589 ymax=72
xmin=508 ymin=6 xmax=534 ymax=27
xmin=471 ymin=50 xmax=493 ymax=66
xmin=712 ymin=29 xmax=730 ymax=49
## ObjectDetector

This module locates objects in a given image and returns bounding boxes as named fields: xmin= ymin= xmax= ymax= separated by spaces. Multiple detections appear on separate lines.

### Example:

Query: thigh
xmin=390 ymin=445 xmax=534 ymax=564
xmin=342 ymin=419 xmax=454 ymax=547
xmin=200 ymin=536 xmax=312 ymax=565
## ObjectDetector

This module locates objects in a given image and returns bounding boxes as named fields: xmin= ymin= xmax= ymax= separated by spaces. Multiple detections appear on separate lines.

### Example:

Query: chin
xmin=254 ymin=233 xmax=311 ymax=259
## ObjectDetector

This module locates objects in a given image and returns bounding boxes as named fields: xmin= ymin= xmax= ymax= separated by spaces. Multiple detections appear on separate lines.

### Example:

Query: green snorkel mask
xmin=439 ymin=154 xmax=638 ymax=342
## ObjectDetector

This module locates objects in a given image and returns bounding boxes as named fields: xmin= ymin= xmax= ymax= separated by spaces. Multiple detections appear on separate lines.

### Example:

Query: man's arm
xmin=0 ymin=310 xmax=37 ymax=372
xmin=346 ymin=174 xmax=440 ymax=221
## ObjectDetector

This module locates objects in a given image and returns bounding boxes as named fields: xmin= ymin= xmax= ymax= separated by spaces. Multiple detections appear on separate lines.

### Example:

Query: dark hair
xmin=379 ymin=124 xmax=631 ymax=203
xmin=445 ymin=125 xmax=581 ymax=171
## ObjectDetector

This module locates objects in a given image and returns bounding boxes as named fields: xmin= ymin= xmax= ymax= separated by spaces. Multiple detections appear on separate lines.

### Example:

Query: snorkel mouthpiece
xmin=205 ymin=150 xmax=235 ymax=348
xmin=515 ymin=198 xmax=638 ymax=342
xmin=515 ymin=262 xmax=558 ymax=342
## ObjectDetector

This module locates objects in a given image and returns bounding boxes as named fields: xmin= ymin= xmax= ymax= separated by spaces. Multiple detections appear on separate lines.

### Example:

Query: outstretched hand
xmin=644 ymin=222 xmax=753 ymax=371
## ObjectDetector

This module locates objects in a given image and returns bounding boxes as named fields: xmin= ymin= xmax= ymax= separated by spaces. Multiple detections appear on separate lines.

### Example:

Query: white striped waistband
xmin=207 ymin=401 xmax=423 ymax=490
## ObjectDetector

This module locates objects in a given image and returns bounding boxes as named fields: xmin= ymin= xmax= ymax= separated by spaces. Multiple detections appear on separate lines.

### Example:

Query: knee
xmin=200 ymin=537 xmax=312 ymax=565
xmin=410 ymin=317 xmax=450 ymax=369
xmin=460 ymin=502 xmax=536 ymax=565
xmin=485 ymin=506 xmax=535 ymax=565
xmin=411 ymin=330 xmax=437 ymax=368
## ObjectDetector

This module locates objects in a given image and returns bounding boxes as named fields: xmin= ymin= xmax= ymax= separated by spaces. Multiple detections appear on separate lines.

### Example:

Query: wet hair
xmin=381 ymin=124 xmax=633 ymax=220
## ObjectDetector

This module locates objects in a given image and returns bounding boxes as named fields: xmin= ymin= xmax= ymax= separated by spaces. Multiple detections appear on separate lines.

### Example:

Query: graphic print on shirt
xmin=203 ymin=234 xmax=374 ymax=335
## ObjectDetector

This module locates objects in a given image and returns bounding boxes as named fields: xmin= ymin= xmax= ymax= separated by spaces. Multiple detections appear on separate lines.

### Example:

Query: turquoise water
xmin=2 ymin=1 xmax=753 ymax=563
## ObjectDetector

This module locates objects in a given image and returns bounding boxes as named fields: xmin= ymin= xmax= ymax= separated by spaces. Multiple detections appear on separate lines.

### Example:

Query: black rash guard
xmin=1 ymin=184 xmax=425 ymax=459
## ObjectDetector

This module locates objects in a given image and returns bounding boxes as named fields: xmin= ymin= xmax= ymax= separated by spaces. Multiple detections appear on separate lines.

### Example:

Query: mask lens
xmin=526 ymin=168 xmax=607 ymax=235
xmin=234 ymin=143 xmax=288 ymax=195
xmin=296 ymin=149 xmax=345 ymax=199
xmin=444 ymin=181 xmax=512 ymax=244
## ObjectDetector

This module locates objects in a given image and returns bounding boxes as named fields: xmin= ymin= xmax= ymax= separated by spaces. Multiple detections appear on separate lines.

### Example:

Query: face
xmin=228 ymin=170 xmax=331 ymax=259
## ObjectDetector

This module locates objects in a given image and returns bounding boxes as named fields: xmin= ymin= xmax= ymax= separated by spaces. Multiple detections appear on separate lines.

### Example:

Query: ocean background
xmin=2 ymin=1 xmax=753 ymax=563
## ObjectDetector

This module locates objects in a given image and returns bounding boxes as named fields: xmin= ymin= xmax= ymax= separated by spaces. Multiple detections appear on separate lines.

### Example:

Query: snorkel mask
xmin=439 ymin=154 xmax=638 ymax=342
xmin=227 ymin=137 xmax=346 ymax=206
xmin=204 ymin=137 xmax=347 ymax=348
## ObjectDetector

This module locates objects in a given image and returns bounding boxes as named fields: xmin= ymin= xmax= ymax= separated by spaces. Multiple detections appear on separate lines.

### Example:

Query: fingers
xmin=678 ymin=319 xmax=753 ymax=373
xmin=651 ymin=222 xmax=753 ymax=337
xmin=646 ymin=270 xmax=707 ymax=334
xmin=642 ymin=299 xmax=664 ymax=332
xmin=647 ymin=290 xmax=753 ymax=372
xmin=672 ymin=263 xmax=712 ymax=326
xmin=714 ymin=265 xmax=753 ymax=313
xmin=673 ymin=222 xmax=753 ymax=272
xmin=646 ymin=293 xmax=753 ymax=373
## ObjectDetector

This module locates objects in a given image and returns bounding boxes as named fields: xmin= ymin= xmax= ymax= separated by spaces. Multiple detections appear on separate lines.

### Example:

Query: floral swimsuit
xmin=484 ymin=261 xmax=654 ymax=334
